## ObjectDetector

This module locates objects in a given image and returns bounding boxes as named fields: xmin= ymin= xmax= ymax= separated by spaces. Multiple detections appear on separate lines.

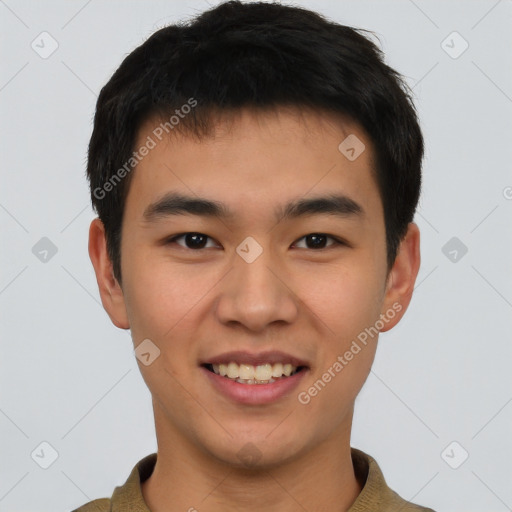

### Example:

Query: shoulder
xmin=350 ymin=448 xmax=436 ymax=512
xmin=71 ymin=497 xmax=111 ymax=511
xmin=70 ymin=453 xmax=157 ymax=511
xmin=383 ymin=488 xmax=436 ymax=511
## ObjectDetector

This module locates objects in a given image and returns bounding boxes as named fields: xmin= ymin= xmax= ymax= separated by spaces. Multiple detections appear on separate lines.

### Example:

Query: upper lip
xmin=201 ymin=350 xmax=310 ymax=368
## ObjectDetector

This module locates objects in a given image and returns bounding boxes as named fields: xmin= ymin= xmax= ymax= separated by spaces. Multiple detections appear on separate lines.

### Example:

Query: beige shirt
xmin=72 ymin=448 xmax=435 ymax=511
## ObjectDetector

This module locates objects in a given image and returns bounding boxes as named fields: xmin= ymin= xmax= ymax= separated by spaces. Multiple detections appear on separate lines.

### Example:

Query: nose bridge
xmin=215 ymin=243 xmax=299 ymax=331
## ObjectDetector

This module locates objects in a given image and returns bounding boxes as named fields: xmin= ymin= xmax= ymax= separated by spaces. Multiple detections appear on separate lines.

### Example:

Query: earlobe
xmin=88 ymin=218 xmax=130 ymax=330
xmin=379 ymin=222 xmax=421 ymax=332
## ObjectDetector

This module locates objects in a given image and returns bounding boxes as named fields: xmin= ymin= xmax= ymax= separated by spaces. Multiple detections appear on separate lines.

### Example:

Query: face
xmin=90 ymin=106 xmax=419 ymax=469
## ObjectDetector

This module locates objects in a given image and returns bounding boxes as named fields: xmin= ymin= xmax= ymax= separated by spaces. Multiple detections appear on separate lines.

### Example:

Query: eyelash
xmin=165 ymin=232 xmax=346 ymax=251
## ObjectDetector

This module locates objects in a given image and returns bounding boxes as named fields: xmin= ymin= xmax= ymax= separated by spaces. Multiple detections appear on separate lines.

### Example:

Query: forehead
xmin=126 ymin=106 xmax=381 ymax=222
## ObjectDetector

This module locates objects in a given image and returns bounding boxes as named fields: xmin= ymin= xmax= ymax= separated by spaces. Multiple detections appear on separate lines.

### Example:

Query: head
xmin=88 ymin=1 xmax=422 ymax=468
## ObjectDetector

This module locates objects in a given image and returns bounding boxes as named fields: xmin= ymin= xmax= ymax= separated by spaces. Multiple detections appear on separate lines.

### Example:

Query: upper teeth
xmin=213 ymin=362 xmax=297 ymax=380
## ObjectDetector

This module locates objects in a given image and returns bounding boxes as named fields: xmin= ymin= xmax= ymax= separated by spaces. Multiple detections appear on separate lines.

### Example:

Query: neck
xmin=142 ymin=407 xmax=362 ymax=512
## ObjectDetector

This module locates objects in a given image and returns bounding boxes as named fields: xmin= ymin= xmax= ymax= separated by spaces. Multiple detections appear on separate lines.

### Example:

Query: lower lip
xmin=201 ymin=366 xmax=309 ymax=405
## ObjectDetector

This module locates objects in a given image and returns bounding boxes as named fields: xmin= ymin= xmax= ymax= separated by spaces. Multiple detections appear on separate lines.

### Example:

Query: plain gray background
xmin=1 ymin=1 xmax=511 ymax=511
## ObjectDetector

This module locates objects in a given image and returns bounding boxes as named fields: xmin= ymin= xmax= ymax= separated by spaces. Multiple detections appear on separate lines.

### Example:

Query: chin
xmin=200 ymin=430 xmax=306 ymax=470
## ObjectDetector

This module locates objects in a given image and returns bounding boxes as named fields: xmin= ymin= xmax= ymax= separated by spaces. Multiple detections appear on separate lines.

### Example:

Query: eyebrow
xmin=142 ymin=192 xmax=364 ymax=224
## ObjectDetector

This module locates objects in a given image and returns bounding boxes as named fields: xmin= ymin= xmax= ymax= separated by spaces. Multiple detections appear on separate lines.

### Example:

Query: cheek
xmin=122 ymin=253 xmax=220 ymax=344
xmin=297 ymin=260 xmax=384 ymax=343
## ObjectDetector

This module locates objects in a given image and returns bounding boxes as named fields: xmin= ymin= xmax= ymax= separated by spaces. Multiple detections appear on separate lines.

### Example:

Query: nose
xmin=214 ymin=247 xmax=299 ymax=332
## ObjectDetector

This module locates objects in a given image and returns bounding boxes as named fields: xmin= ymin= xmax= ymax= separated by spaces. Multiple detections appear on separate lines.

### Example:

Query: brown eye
xmin=292 ymin=233 xmax=341 ymax=249
xmin=168 ymin=233 xmax=218 ymax=249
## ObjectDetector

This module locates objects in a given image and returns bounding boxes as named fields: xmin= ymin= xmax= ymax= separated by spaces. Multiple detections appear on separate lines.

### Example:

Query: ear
xmin=379 ymin=222 xmax=421 ymax=332
xmin=88 ymin=218 xmax=130 ymax=329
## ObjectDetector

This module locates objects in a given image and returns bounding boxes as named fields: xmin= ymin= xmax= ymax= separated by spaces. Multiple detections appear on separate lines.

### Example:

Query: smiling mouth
xmin=202 ymin=362 xmax=308 ymax=385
